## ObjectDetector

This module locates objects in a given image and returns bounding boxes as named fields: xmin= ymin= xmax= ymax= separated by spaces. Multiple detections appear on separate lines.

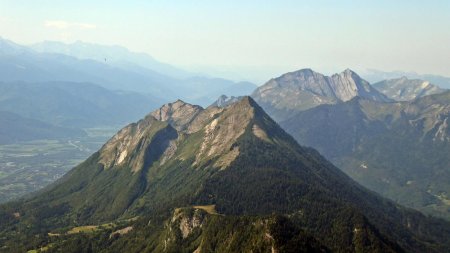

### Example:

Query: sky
xmin=0 ymin=0 xmax=449 ymax=82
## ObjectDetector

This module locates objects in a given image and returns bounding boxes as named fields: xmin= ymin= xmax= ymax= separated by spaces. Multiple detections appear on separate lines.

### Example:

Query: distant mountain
xmin=362 ymin=69 xmax=450 ymax=89
xmin=0 ymin=111 xmax=85 ymax=144
xmin=0 ymin=38 xmax=180 ymax=99
xmin=0 ymin=81 xmax=162 ymax=128
xmin=31 ymin=40 xmax=189 ymax=78
xmin=1 ymin=38 xmax=256 ymax=106
xmin=373 ymin=77 xmax=446 ymax=101
xmin=0 ymin=37 xmax=33 ymax=55
xmin=252 ymin=68 xmax=391 ymax=121
xmin=172 ymin=76 xmax=257 ymax=106
xmin=210 ymin=95 xmax=244 ymax=107
xmin=280 ymin=91 xmax=450 ymax=220
xmin=1 ymin=97 xmax=450 ymax=252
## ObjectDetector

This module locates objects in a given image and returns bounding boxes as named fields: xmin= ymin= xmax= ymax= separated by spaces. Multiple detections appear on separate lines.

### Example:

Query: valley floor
xmin=0 ymin=127 xmax=119 ymax=203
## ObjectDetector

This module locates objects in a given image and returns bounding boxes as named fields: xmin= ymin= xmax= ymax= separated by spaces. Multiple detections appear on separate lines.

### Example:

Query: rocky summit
xmin=252 ymin=68 xmax=391 ymax=121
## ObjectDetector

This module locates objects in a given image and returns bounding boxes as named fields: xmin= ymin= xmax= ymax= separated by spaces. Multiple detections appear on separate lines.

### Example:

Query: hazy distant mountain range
xmin=361 ymin=69 xmax=450 ymax=89
xmin=0 ymin=37 xmax=256 ymax=106
xmin=373 ymin=76 xmax=446 ymax=101
xmin=0 ymin=81 xmax=162 ymax=128
xmin=31 ymin=40 xmax=190 ymax=78
xmin=0 ymin=111 xmax=85 ymax=144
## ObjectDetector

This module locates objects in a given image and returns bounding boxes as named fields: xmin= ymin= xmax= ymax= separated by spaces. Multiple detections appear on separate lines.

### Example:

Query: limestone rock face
xmin=151 ymin=100 xmax=203 ymax=131
xmin=330 ymin=69 xmax=389 ymax=102
xmin=99 ymin=115 xmax=178 ymax=172
xmin=98 ymin=97 xmax=271 ymax=173
xmin=252 ymin=68 xmax=391 ymax=121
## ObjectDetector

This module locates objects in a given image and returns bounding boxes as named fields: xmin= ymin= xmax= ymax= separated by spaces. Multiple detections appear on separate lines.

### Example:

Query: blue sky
xmin=0 ymin=0 xmax=449 ymax=81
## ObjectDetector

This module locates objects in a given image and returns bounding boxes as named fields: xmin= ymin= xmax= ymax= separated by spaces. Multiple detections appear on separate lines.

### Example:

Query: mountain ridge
xmin=1 ymin=97 xmax=450 ymax=252
xmin=279 ymin=91 xmax=450 ymax=219
xmin=0 ymin=37 xmax=257 ymax=106
xmin=31 ymin=40 xmax=189 ymax=78
xmin=373 ymin=76 xmax=446 ymax=101
xmin=252 ymin=68 xmax=391 ymax=121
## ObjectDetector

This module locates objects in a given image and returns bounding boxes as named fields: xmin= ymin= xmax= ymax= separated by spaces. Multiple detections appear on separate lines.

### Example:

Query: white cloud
xmin=44 ymin=20 xmax=96 ymax=30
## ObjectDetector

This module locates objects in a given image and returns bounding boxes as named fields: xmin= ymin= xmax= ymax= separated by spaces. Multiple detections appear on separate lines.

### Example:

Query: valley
xmin=0 ymin=127 xmax=118 ymax=203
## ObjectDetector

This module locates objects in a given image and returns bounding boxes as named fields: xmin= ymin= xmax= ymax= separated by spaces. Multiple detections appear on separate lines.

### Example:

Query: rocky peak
xmin=98 ymin=96 xmax=277 ymax=173
xmin=373 ymin=77 xmax=446 ymax=101
xmin=210 ymin=95 xmax=244 ymax=108
xmin=256 ymin=68 xmax=388 ymax=102
xmin=252 ymin=68 xmax=390 ymax=121
xmin=151 ymin=99 xmax=203 ymax=131
xmin=329 ymin=68 xmax=387 ymax=102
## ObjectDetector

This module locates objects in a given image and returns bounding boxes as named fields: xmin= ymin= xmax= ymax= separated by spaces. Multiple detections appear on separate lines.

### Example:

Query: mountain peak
xmin=334 ymin=68 xmax=363 ymax=81
xmin=252 ymin=68 xmax=391 ymax=120
xmin=210 ymin=95 xmax=244 ymax=108
xmin=373 ymin=76 xmax=445 ymax=101
xmin=342 ymin=68 xmax=357 ymax=74
xmin=294 ymin=68 xmax=315 ymax=74
xmin=150 ymin=100 xmax=203 ymax=130
xmin=0 ymin=37 xmax=29 ymax=54
xmin=223 ymin=96 xmax=268 ymax=119
xmin=289 ymin=68 xmax=323 ymax=78
xmin=233 ymin=95 xmax=255 ymax=107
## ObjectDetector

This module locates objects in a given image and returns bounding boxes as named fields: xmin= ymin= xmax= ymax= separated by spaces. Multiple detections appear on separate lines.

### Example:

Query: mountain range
xmin=373 ymin=77 xmax=446 ymax=101
xmin=2 ymin=35 xmax=450 ymax=252
xmin=0 ymin=111 xmax=85 ymax=144
xmin=31 ymin=40 xmax=190 ymax=78
xmin=0 ymin=81 xmax=161 ymax=128
xmin=1 ymin=97 xmax=450 ymax=252
xmin=249 ymin=68 xmax=450 ymax=220
xmin=361 ymin=69 xmax=450 ymax=89
xmin=0 ymin=37 xmax=257 ymax=212
xmin=252 ymin=68 xmax=391 ymax=121
xmin=278 ymin=90 xmax=450 ymax=220
xmin=0 ymin=38 xmax=256 ymax=106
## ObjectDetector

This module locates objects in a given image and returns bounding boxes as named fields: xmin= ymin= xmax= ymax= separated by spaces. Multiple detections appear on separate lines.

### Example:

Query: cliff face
xmin=252 ymin=68 xmax=391 ymax=121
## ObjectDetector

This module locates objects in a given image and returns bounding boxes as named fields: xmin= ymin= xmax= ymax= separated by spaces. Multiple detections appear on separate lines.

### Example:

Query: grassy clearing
xmin=193 ymin=205 xmax=218 ymax=215
xmin=67 ymin=225 xmax=99 ymax=234
xmin=27 ymin=243 xmax=53 ymax=253
xmin=65 ymin=222 xmax=114 ymax=235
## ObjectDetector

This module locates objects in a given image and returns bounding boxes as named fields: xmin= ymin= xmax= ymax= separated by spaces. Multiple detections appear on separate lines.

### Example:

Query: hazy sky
xmin=0 ymin=0 xmax=449 ymax=82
